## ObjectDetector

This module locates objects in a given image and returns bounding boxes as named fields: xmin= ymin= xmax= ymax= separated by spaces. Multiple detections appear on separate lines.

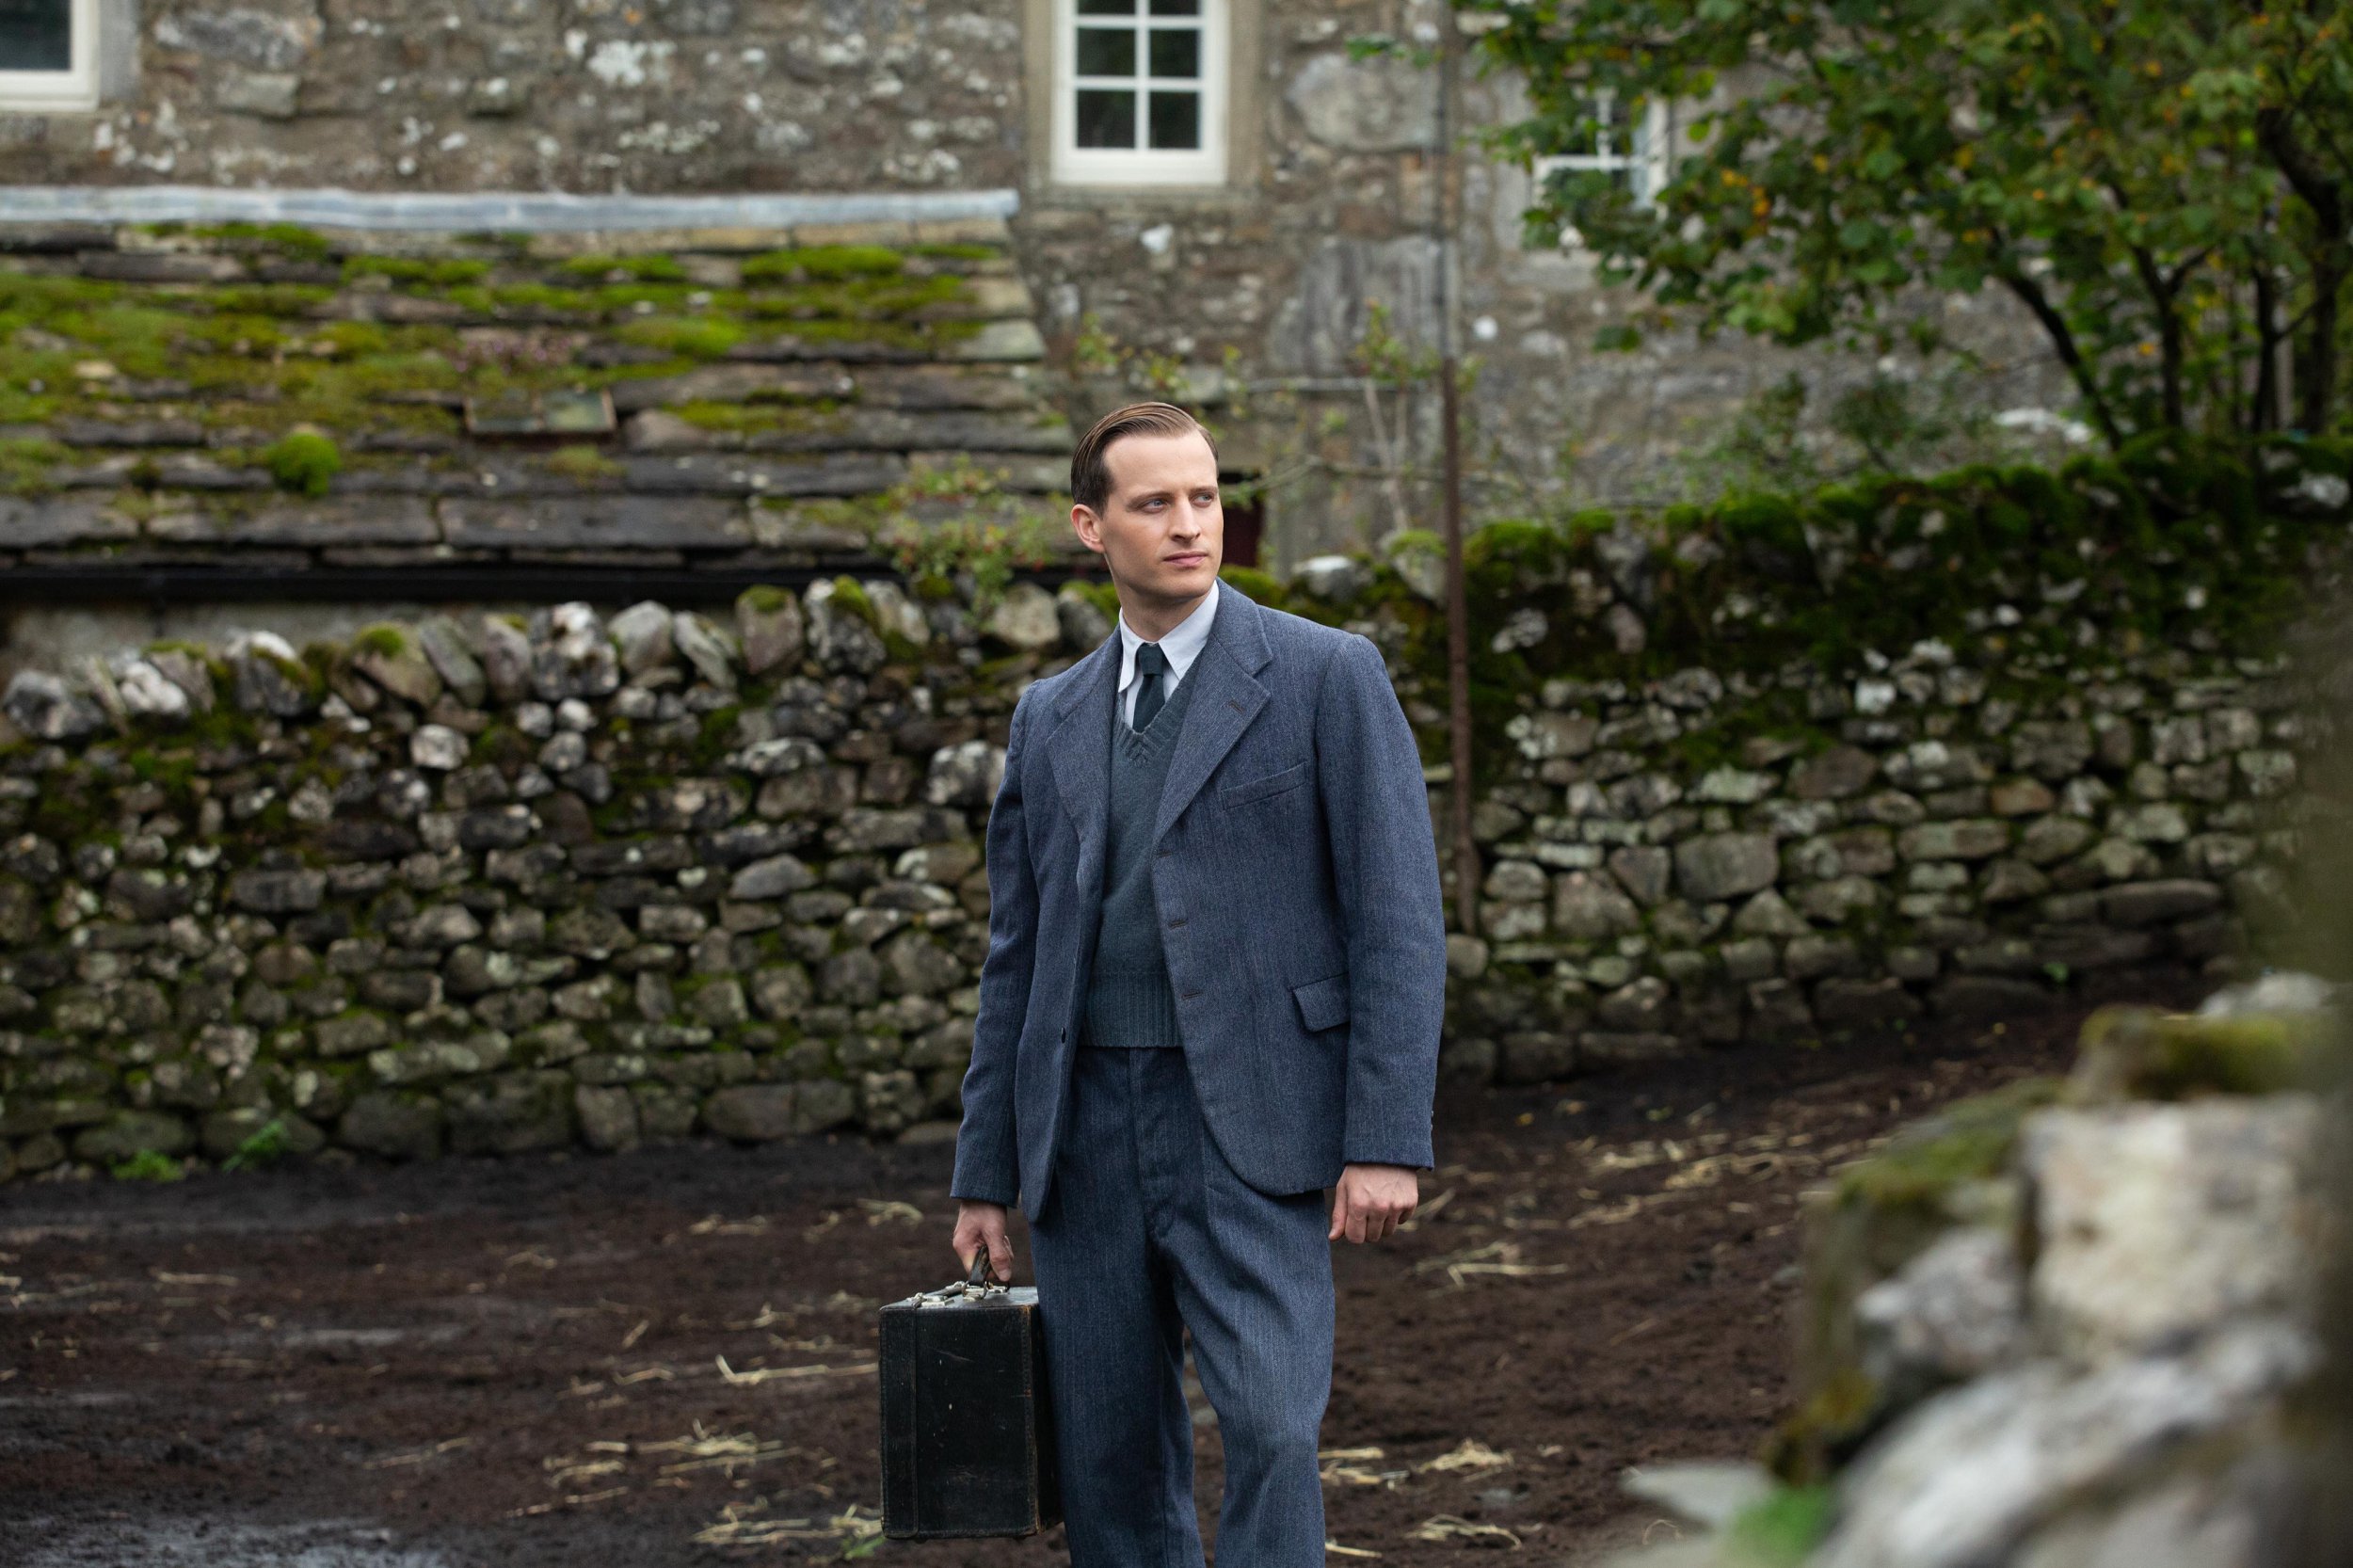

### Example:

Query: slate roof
xmin=0 ymin=192 xmax=1077 ymax=599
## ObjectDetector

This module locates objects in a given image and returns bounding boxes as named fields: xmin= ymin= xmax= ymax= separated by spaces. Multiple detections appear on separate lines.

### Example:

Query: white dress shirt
xmin=1114 ymin=579 xmax=1221 ymax=728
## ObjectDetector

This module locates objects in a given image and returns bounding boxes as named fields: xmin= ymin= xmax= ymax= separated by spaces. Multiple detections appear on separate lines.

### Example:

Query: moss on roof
xmin=0 ymin=216 xmax=1070 ymax=576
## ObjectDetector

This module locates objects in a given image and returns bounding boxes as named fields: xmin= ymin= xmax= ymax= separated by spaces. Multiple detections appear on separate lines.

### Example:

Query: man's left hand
xmin=1329 ymin=1162 xmax=1417 ymax=1243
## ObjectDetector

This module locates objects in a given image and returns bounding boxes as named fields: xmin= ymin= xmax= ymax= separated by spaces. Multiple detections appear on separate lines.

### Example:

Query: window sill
xmin=1027 ymin=178 xmax=1257 ymax=210
xmin=0 ymin=96 xmax=101 ymax=115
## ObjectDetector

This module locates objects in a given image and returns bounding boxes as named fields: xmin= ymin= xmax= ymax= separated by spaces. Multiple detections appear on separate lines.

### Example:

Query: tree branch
xmin=2123 ymin=241 xmax=2186 ymax=430
xmin=1996 ymin=264 xmax=2125 ymax=448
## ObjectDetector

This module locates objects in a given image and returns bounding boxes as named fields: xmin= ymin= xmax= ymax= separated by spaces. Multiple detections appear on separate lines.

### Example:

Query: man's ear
xmin=1071 ymin=503 xmax=1105 ymax=554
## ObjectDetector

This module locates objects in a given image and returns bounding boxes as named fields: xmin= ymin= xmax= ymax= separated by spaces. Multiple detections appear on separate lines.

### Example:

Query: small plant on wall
xmin=872 ymin=459 xmax=1073 ymax=613
xmin=111 ymin=1148 xmax=185 ymax=1183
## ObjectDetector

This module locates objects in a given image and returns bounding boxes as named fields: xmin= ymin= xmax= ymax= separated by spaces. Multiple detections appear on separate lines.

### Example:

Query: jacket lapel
xmin=1046 ymin=630 xmax=1119 ymax=904
xmin=1151 ymin=584 xmax=1272 ymax=843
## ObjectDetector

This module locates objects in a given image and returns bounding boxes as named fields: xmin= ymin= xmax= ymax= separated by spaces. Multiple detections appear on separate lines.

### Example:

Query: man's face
xmin=1072 ymin=430 xmax=1223 ymax=610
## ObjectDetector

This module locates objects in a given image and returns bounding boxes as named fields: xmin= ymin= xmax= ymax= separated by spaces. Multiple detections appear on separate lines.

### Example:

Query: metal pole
xmin=1435 ymin=2 xmax=1481 ymax=939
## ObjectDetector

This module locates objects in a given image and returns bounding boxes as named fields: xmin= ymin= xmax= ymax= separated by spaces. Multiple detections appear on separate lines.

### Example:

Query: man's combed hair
xmin=1070 ymin=402 xmax=1218 ymax=513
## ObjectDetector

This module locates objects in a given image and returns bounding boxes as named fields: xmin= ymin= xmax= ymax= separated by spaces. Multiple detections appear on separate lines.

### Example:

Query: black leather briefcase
xmin=878 ymin=1258 xmax=1061 ymax=1539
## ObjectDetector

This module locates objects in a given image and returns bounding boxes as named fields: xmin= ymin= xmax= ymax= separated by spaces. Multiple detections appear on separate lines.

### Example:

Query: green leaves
xmin=1470 ymin=0 xmax=2353 ymax=441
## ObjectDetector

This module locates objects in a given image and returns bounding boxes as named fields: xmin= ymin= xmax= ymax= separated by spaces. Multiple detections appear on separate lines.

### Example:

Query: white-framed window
xmin=0 ymin=0 xmax=101 ymax=113
xmin=1532 ymin=91 xmax=1675 ymax=246
xmin=1051 ymin=0 xmax=1226 ymax=186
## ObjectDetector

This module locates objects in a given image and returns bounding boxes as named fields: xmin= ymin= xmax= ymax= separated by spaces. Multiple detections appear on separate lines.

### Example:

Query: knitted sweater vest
xmin=1076 ymin=664 xmax=1202 ymax=1049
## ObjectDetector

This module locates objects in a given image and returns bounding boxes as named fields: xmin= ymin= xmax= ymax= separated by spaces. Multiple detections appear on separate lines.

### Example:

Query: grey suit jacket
xmin=950 ymin=584 xmax=1448 ymax=1221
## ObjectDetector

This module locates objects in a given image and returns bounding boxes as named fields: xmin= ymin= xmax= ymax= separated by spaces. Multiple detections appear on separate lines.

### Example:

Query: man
xmin=948 ymin=402 xmax=1448 ymax=1568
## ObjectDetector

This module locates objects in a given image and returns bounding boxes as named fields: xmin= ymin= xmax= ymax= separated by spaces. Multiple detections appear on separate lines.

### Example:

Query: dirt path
xmin=0 ymin=968 xmax=2201 ymax=1568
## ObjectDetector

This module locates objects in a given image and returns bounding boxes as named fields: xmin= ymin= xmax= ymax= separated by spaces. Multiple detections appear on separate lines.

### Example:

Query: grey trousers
xmin=1030 ymin=1046 xmax=1335 ymax=1568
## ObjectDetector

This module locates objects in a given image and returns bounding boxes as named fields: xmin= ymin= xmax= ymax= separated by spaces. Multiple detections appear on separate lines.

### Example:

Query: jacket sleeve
xmin=950 ymin=686 xmax=1038 ymax=1206
xmin=1313 ymin=632 xmax=1448 ymax=1169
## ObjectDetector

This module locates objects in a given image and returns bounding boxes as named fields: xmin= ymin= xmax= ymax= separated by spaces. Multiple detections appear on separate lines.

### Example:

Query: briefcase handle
xmin=919 ymin=1253 xmax=1009 ymax=1302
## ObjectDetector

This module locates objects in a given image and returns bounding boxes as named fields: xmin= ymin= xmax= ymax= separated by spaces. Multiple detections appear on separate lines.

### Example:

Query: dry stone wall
xmin=1774 ymin=994 xmax=2344 ymax=1568
xmin=1438 ymin=655 xmax=2306 ymax=1087
xmin=1591 ymin=988 xmax=2345 ymax=1568
xmin=0 ymin=576 xmax=1075 ymax=1179
xmin=0 ymin=442 xmax=2345 ymax=1180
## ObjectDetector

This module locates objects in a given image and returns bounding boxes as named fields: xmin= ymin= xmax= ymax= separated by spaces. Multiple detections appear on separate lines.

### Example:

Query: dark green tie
xmin=1131 ymin=642 xmax=1168 ymax=732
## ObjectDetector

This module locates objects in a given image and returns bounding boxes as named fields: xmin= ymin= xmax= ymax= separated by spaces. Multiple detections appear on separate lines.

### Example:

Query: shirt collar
xmin=1116 ymin=578 xmax=1221 ymax=693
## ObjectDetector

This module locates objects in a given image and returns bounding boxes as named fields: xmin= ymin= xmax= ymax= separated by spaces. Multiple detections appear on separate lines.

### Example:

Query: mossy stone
xmin=1832 ymin=1076 xmax=2061 ymax=1215
xmin=0 ymin=436 xmax=69 ymax=496
xmin=347 ymin=623 xmax=442 ymax=708
xmin=1778 ymin=1075 xmax=2058 ymax=1481
xmin=72 ymin=1109 xmax=194 ymax=1163
xmin=2070 ymin=1005 xmax=2343 ymax=1101
xmin=826 ymin=575 xmax=881 ymax=630
xmin=724 ymin=590 xmax=801 ymax=680
xmin=541 ymin=443 xmax=626 ymax=484
xmin=742 ymin=245 xmax=906 ymax=283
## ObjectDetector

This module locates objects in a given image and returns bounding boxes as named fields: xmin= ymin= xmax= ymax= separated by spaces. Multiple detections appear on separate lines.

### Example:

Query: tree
xmin=1465 ymin=0 xmax=2353 ymax=445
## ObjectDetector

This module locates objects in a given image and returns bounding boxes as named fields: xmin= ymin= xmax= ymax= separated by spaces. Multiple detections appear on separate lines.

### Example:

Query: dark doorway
xmin=1221 ymin=474 xmax=1263 ymax=568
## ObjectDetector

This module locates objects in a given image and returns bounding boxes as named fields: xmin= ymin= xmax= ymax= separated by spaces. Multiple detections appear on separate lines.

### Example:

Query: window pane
xmin=1076 ymin=26 xmax=1136 ymax=77
xmin=1147 ymin=0 xmax=1200 ymax=13
xmin=1146 ymin=89 xmax=1199 ymax=151
xmin=0 ymin=0 xmax=73 ymax=72
xmin=1147 ymin=28 xmax=1198 ymax=80
xmin=1076 ymin=0 xmax=1135 ymax=13
xmin=1077 ymin=88 xmax=1138 ymax=148
xmin=1582 ymin=95 xmax=1635 ymax=157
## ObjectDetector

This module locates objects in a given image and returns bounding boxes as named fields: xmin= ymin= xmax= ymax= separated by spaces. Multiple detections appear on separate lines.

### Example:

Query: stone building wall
xmin=0 ymin=1 xmax=2076 ymax=565
xmin=0 ymin=441 xmax=2341 ymax=1180
xmin=0 ymin=0 xmax=1030 ymax=195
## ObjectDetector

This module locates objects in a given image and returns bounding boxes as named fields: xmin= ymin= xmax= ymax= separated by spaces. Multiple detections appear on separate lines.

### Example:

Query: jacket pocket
xmin=1220 ymin=760 xmax=1309 ymax=808
xmin=1291 ymin=971 xmax=1350 ymax=1032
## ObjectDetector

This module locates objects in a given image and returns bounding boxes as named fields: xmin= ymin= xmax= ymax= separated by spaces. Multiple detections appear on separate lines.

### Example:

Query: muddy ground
xmin=0 ymin=968 xmax=2202 ymax=1568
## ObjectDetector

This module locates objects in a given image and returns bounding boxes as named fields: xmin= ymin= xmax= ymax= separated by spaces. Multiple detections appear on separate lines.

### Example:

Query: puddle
xmin=13 ymin=1516 xmax=456 ymax=1568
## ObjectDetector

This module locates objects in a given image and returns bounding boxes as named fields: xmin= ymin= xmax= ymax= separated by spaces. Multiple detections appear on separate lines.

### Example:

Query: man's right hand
xmin=951 ymin=1199 xmax=1016 ymax=1284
